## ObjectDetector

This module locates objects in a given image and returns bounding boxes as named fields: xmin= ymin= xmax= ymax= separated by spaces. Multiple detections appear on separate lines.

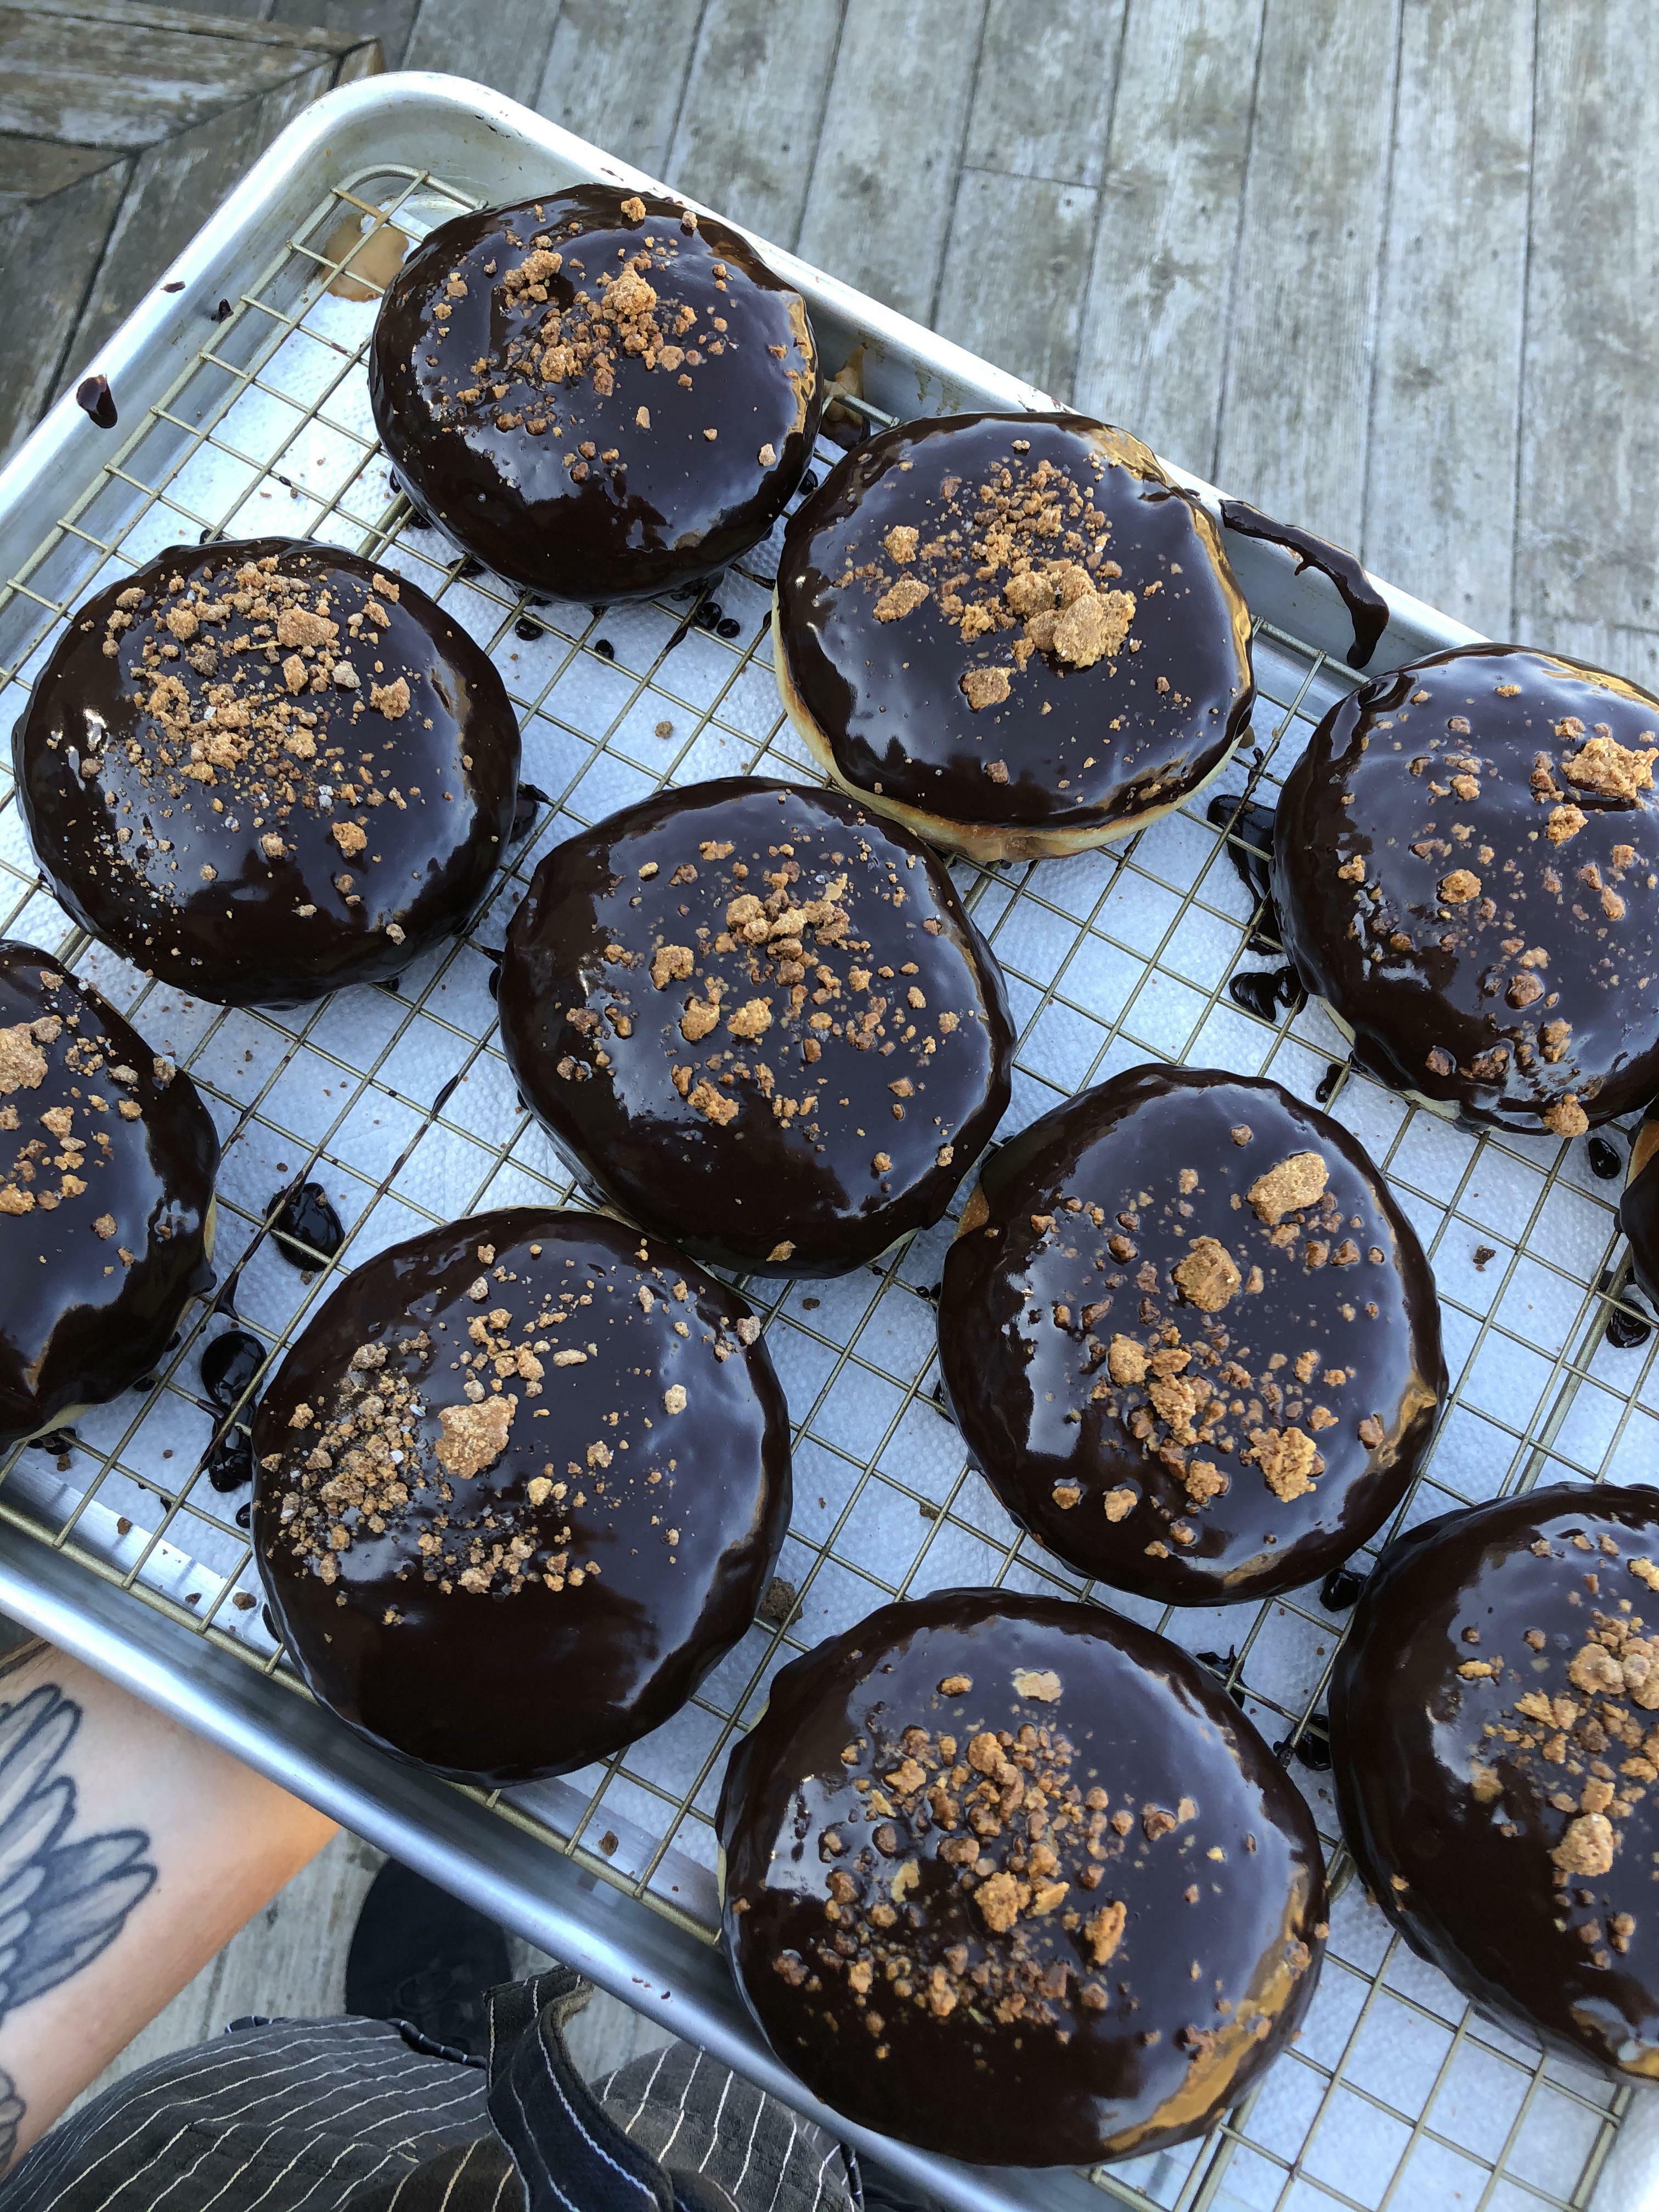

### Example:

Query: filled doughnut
xmin=937 ymin=1066 xmax=1443 ymax=1604
xmin=14 ymin=538 xmax=518 ymax=1007
xmin=498 ymin=777 xmax=1013 ymax=1277
xmin=252 ymin=1207 xmax=790 ymax=1784
xmin=371 ymin=184 xmax=820 ymax=601
xmin=774 ymin=412 xmax=1254 ymax=862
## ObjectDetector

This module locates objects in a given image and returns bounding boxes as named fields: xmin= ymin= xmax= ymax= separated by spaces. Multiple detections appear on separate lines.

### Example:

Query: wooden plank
xmin=22 ymin=0 xmax=359 ymax=52
xmin=664 ymin=0 xmax=847 ymax=248
xmin=795 ymin=0 xmax=990 ymax=326
xmin=0 ymin=134 xmax=122 ymax=211
xmin=1212 ymin=0 xmax=1401 ymax=545
xmin=0 ymin=156 xmax=129 ymax=466
xmin=962 ymin=0 xmax=1125 ymax=189
xmin=1069 ymin=0 xmax=1265 ymax=478
xmin=0 ymin=8 xmax=340 ymax=147
xmin=534 ymin=0 xmax=706 ymax=180
xmin=403 ymin=0 xmax=559 ymax=101
xmin=1362 ymin=0 xmax=1533 ymax=634
xmin=62 ymin=65 xmax=337 ymax=385
xmin=269 ymin=0 xmax=413 ymax=70
xmin=934 ymin=172 xmax=1097 ymax=399
xmin=1515 ymin=0 xmax=1659 ymax=641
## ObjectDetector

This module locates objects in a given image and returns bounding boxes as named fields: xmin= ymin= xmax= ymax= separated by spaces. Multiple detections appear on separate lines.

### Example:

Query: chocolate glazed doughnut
xmin=1329 ymin=1485 xmax=1659 ymax=2080
xmin=937 ymin=1068 xmax=1443 ymax=1605
xmin=775 ymin=413 xmax=1254 ymax=864
xmin=1274 ymin=642 xmax=1659 ymax=1136
xmin=499 ymin=778 xmax=1013 ymax=1277
xmin=0 ymin=944 xmax=217 ymax=1446
xmin=718 ymin=1589 xmax=1327 ymax=2166
xmin=371 ymin=185 xmax=820 ymax=600
xmin=15 ymin=539 xmax=518 ymax=1007
xmin=252 ymin=1208 xmax=790 ymax=1785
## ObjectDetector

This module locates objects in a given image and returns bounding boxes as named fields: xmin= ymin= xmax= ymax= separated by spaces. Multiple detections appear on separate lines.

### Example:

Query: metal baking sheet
xmin=0 ymin=71 xmax=1643 ymax=2212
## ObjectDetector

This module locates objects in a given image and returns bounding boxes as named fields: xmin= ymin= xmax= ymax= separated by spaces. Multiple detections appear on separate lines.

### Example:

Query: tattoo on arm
xmin=0 ymin=1680 xmax=158 ymax=2164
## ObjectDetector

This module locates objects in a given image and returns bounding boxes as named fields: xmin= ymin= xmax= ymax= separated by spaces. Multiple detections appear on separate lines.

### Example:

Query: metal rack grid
xmin=0 ymin=146 xmax=1651 ymax=2212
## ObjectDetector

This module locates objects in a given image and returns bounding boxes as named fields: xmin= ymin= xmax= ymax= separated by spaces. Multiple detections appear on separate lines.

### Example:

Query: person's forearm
xmin=0 ymin=1632 xmax=336 ymax=2169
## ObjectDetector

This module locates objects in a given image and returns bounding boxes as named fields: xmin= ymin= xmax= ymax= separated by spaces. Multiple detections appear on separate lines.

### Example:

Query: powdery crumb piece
xmin=1551 ymin=1810 xmax=1615 ymax=1876
xmin=1085 ymin=1900 xmax=1127 ymax=1965
xmin=768 ymin=1240 xmax=794 ymax=1263
xmin=332 ymin=821 xmax=367 ymax=857
xmin=1012 ymin=1667 xmax=1062 ymax=1703
xmin=680 ymin=998 xmax=720 ymax=1042
xmin=1438 ymin=868 xmax=1481 ymax=904
xmin=619 ymin=196 xmax=647 ymax=223
xmin=331 ymin=659 xmax=359 ymax=690
xmin=370 ymin=676 xmax=410 ymax=719
xmin=689 ymin=1079 xmax=738 ymax=1125
xmin=1172 ymin=1235 xmax=1240 ymax=1313
xmin=1103 ymin=1486 xmax=1137 ymax=1521
xmin=261 ymin=833 xmax=286 ymax=860
xmin=757 ymin=442 xmax=775 ymax=466
xmin=883 ymin=525 xmax=919 ymax=565
xmin=1632 ymin=1557 xmax=1659 ymax=1592
xmin=0 ymin=1025 xmax=48 ymax=1096
xmin=1052 ymin=587 xmax=1135 ymax=667
xmin=1248 ymin=1425 xmax=1322 ymax=1500
xmin=663 ymin=1384 xmax=687 ymax=1414
xmin=437 ymin=1393 xmax=516 ymax=1478
xmin=1547 ymin=803 xmax=1587 ymax=844
xmin=1562 ymin=734 xmax=1657 ymax=800
xmin=974 ymin=1870 xmax=1027 ymax=1934
xmin=874 ymin=577 xmax=928 ymax=623
xmin=651 ymin=943 xmax=694 ymax=989
xmin=92 ymin=1212 xmax=116 ymax=1239
xmin=1108 ymin=1335 xmax=1148 ymax=1384
xmin=961 ymin=666 xmax=1012 ymax=711
xmin=983 ymin=758 xmax=1009 ymax=783
xmin=938 ymin=1673 xmax=972 ymax=1695
xmin=1246 ymin=1149 xmax=1329 ymax=1225
xmin=636 ymin=406 xmax=651 ymax=430
xmin=727 ymin=996 xmax=772 ymax=1038
xmin=1544 ymin=1095 xmax=1589 ymax=1137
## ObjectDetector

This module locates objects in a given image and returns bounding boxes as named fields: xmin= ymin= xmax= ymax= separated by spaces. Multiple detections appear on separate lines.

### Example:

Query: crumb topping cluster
xmin=265 ymin=1235 xmax=758 ymax=1606
xmin=423 ymin=196 xmax=808 ymax=473
xmin=1338 ymin=680 xmax=1659 ymax=1135
xmin=837 ymin=438 xmax=1164 ymax=741
xmin=1022 ymin=1127 xmax=1391 ymax=1554
xmin=86 ymin=555 xmax=429 ymax=932
xmin=1454 ymin=1529 xmax=1659 ymax=1968
xmin=0 ymin=970 xmax=174 ymax=1272
xmin=759 ymin=1665 xmax=1285 ymax=2061
xmin=551 ymin=811 xmax=981 ymax=1250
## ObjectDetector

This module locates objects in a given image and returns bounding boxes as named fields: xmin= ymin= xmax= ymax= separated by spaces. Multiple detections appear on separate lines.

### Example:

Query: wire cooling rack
xmin=0 ymin=132 xmax=1651 ymax=2212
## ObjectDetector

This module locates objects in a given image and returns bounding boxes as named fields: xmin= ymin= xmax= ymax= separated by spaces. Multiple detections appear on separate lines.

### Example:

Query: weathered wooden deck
xmin=8 ymin=0 xmax=1656 ymax=2097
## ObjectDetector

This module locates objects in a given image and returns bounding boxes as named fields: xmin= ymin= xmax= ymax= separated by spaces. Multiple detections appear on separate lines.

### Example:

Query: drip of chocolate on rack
xmin=1315 ymin=1058 xmax=1349 ymax=1105
xmin=1275 ymin=1713 xmax=1333 ymax=1770
xmin=201 ymin=1330 xmax=264 ymax=1410
xmin=510 ymin=783 xmax=550 ymax=840
xmin=429 ymin=1071 xmax=463 ymax=1118
xmin=1196 ymin=1649 xmax=1247 ymax=1708
xmin=514 ymin=615 xmax=544 ymax=641
xmin=593 ymin=638 xmax=615 ymax=661
xmin=75 ymin=375 xmax=116 ymax=429
xmin=1205 ymin=791 xmax=1283 ymax=949
xmin=1219 ymin=499 xmax=1390 ymax=668
xmin=27 ymin=1429 xmax=77 ymax=1466
xmin=204 ymin=1424 xmax=254 ymax=1493
xmin=1228 ymin=963 xmax=1304 ymax=1022
xmin=1588 ymin=1134 xmax=1622 ymax=1180
xmin=268 ymin=1182 xmax=346 ymax=1272
xmin=1321 ymin=1565 xmax=1367 ymax=1611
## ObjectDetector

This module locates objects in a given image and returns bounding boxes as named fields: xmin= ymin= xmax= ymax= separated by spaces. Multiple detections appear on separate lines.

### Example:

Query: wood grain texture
xmin=403 ymin=0 xmax=560 ymax=99
xmin=1070 ymin=0 xmax=1265 ymax=479
xmin=963 ymin=0 xmax=1126 ymax=188
xmin=63 ymin=66 xmax=335 ymax=383
xmin=1516 ymin=0 xmax=1659 ymax=642
xmin=534 ymin=0 xmax=706 ymax=179
xmin=1213 ymin=0 xmax=1402 ymax=545
xmin=1362 ymin=0 xmax=1533 ymax=633
xmin=0 ymin=133 xmax=120 ymax=210
xmin=667 ymin=0 xmax=847 ymax=247
xmin=935 ymin=171 xmax=1097 ymax=399
xmin=269 ymin=0 xmax=412 ymax=69
xmin=0 ymin=156 xmax=129 ymax=464
xmin=795 ymin=0 xmax=990 ymax=325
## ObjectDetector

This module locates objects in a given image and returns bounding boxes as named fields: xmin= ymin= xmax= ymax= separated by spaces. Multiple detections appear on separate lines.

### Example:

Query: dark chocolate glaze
xmin=1621 ymin=1109 xmax=1659 ymax=1308
xmin=252 ymin=1207 xmax=789 ymax=1784
xmin=1329 ymin=1485 xmax=1659 ymax=2080
xmin=1274 ymin=644 xmax=1659 ymax=1136
xmin=15 ymin=538 xmax=519 ymax=1008
xmin=370 ymin=187 xmax=820 ymax=602
xmin=718 ymin=1588 xmax=1326 ymax=2166
xmin=499 ymin=779 xmax=1013 ymax=1277
xmin=1219 ymin=499 xmax=1389 ymax=669
xmin=0 ymin=943 xmax=217 ymax=1447
xmin=776 ymin=414 xmax=1254 ymax=844
xmin=937 ymin=1069 xmax=1443 ymax=1605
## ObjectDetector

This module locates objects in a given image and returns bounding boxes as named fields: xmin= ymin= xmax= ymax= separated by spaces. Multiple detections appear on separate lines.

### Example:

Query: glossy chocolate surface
xmin=0 ymin=943 xmax=217 ymax=1446
xmin=938 ymin=1068 xmax=1443 ymax=1605
xmin=252 ymin=1207 xmax=789 ymax=1784
xmin=1621 ymin=1110 xmax=1659 ymax=1309
xmin=499 ymin=778 xmax=1013 ymax=1277
xmin=15 ymin=538 xmax=519 ymax=1008
xmin=1218 ymin=499 xmax=1389 ymax=669
xmin=718 ymin=1588 xmax=1326 ymax=2166
xmin=371 ymin=186 xmax=820 ymax=601
xmin=1330 ymin=1485 xmax=1659 ymax=2079
xmin=776 ymin=413 xmax=1254 ymax=838
xmin=1274 ymin=644 xmax=1659 ymax=1135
